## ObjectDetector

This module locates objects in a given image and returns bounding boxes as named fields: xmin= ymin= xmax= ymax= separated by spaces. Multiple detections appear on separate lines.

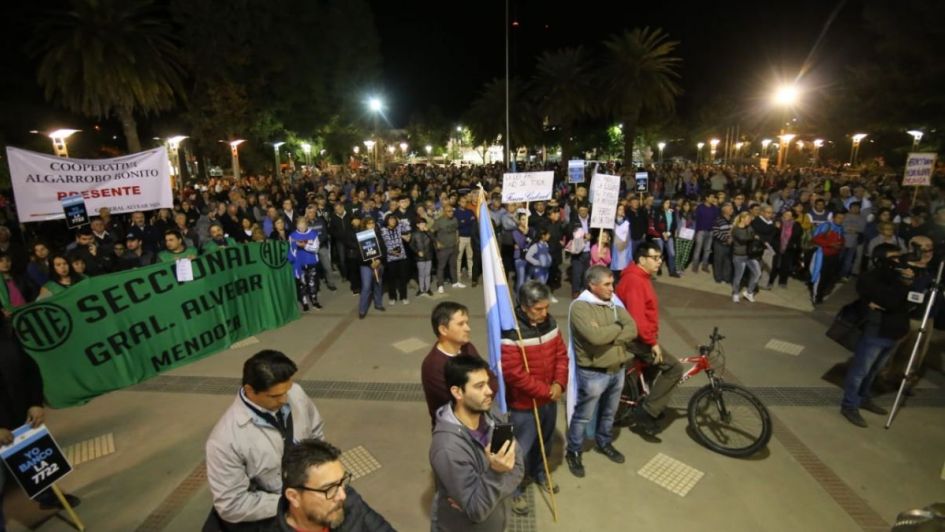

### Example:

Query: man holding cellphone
xmin=501 ymin=281 xmax=568 ymax=515
xmin=429 ymin=355 xmax=524 ymax=531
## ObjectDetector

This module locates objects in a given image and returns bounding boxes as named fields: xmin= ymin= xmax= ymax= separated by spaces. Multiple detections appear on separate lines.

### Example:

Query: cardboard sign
xmin=0 ymin=424 xmax=73 ymax=499
xmin=589 ymin=173 xmax=621 ymax=229
xmin=568 ymin=160 xmax=585 ymax=184
xmin=357 ymin=229 xmax=381 ymax=261
xmin=61 ymin=196 xmax=89 ymax=229
xmin=635 ymin=171 xmax=649 ymax=193
xmin=501 ymin=171 xmax=554 ymax=202
xmin=903 ymin=153 xmax=937 ymax=187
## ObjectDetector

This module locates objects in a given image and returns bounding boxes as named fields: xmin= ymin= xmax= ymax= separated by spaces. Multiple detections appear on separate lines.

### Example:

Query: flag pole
xmin=477 ymin=185 xmax=559 ymax=522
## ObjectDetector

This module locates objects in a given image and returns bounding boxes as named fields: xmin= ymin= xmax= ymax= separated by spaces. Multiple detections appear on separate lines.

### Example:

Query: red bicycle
xmin=616 ymin=327 xmax=772 ymax=458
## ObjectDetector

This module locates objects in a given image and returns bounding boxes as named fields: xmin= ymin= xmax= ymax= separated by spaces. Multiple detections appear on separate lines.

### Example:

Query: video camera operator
xmin=840 ymin=243 xmax=916 ymax=428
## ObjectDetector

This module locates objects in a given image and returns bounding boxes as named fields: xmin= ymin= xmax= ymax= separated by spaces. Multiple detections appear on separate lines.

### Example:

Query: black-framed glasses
xmin=294 ymin=472 xmax=352 ymax=500
xmin=645 ymin=254 xmax=663 ymax=261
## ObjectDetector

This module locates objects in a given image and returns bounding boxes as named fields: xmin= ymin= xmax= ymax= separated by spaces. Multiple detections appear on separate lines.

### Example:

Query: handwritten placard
xmin=590 ymin=173 xmax=621 ymax=229
xmin=501 ymin=171 xmax=554 ymax=202
xmin=902 ymin=153 xmax=937 ymax=187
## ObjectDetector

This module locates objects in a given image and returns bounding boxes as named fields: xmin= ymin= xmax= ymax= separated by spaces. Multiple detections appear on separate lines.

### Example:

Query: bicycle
xmin=615 ymin=327 xmax=772 ymax=458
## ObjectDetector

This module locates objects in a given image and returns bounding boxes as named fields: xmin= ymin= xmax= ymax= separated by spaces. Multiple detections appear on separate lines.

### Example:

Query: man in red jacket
xmin=501 ymin=280 xmax=568 ymax=515
xmin=616 ymin=241 xmax=684 ymax=435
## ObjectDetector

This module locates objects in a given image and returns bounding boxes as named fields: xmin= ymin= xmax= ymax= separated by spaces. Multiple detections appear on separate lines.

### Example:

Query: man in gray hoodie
xmin=429 ymin=355 xmax=524 ymax=531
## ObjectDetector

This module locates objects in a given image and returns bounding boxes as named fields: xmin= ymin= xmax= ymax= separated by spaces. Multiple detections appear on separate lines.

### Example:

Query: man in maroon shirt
xmin=421 ymin=301 xmax=497 ymax=427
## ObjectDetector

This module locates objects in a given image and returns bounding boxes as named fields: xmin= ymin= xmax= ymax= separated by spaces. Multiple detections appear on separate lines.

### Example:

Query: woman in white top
xmin=611 ymin=203 xmax=632 ymax=283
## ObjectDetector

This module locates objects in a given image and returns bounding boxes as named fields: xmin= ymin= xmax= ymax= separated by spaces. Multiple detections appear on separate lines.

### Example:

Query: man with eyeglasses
xmin=616 ymin=241 xmax=684 ymax=436
xmin=272 ymin=439 xmax=393 ymax=531
xmin=206 ymin=350 xmax=326 ymax=531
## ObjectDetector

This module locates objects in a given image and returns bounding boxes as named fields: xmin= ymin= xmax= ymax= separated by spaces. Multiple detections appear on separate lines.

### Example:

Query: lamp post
xmin=709 ymin=138 xmax=720 ymax=161
xmin=363 ymin=139 xmax=376 ymax=168
xmin=301 ymin=142 xmax=312 ymax=168
xmin=272 ymin=141 xmax=285 ymax=178
xmin=772 ymin=83 xmax=800 ymax=169
xmin=907 ymin=130 xmax=924 ymax=151
xmin=778 ymin=133 xmax=795 ymax=168
xmin=227 ymin=140 xmax=246 ymax=180
xmin=813 ymin=139 xmax=824 ymax=162
xmin=425 ymin=144 xmax=433 ymax=163
xmin=48 ymin=129 xmax=80 ymax=157
xmin=399 ymin=142 xmax=408 ymax=162
xmin=761 ymin=138 xmax=772 ymax=156
xmin=696 ymin=142 xmax=705 ymax=163
xmin=166 ymin=135 xmax=188 ymax=191
xmin=733 ymin=141 xmax=744 ymax=159
xmin=850 ymin=133 xmax=867 ymax=166
xmin=657 ymin=141 xmax=666 ymax=164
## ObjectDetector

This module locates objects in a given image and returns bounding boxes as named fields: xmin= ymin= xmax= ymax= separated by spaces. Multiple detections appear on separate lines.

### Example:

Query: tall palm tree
xmin=599 ymin=27 xmax=682 ymax=163
xmin=532 ymin=47 xmax=593 ymax=169
xmin=31 ymin=0 xmax=185 ymax=153
xmin=465 ymin=78 xmax=541 ymax=159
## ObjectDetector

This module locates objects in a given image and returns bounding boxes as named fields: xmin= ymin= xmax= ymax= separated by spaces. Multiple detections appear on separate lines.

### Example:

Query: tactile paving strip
xmin=765 ymin=339 xmax=805 ymax=356
xmin=507 ymin=484 xmax=537 ymax=532
xmin=637 ymin=453 xmax=704 ymax=497
xmin=229 ymin=336 xmax=260 ymax=349
xmin=391 ymin=337 xmax=428 ymax=354
xmin=63 ymin=432 xmax=115 ymax=466
xmin=340 ymin=445 xmax=382 ymax=480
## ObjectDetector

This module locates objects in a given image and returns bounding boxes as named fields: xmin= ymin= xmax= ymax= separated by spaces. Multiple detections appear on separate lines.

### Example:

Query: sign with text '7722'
xmin=0 ymin=424 xmax=73 ymax=499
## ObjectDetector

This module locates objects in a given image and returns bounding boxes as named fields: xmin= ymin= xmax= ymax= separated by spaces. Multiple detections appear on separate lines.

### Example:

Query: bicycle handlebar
xmin=709 ymin=327 xmax=725 ymax=348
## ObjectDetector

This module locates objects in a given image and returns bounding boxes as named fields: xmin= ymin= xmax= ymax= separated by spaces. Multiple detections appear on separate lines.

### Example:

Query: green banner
xmin=11 ymin=242 xmax=300 ymax=408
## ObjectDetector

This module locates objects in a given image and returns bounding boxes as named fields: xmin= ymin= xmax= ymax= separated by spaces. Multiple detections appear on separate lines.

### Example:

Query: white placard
xmin=6 ymin=146 xmax=173 ymax=222
xmin=175 ymin=258 xmax=195 ymax=282
xmin=590 ymin=173 xmax=621 ymax=229
xmin=501 ymin=171 xmax=554 ymax=203
xmin=902 ymin=152 xmax=937 ymax=187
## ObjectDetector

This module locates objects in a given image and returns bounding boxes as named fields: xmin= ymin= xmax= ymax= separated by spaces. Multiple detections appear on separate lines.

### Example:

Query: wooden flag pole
xmin=51 ymin=484 xmax=85 ymax=531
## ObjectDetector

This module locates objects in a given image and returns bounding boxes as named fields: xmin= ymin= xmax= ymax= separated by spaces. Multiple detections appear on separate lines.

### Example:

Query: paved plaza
xmin=3 ymin=273 xmax=944 ymax=532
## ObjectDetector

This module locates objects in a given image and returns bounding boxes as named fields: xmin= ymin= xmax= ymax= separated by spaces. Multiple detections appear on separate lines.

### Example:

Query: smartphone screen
xmin=490 ymin=423 xmax=514 ymax=454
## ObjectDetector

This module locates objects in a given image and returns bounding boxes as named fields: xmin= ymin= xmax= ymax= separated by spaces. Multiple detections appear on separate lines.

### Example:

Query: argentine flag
xmin=478 ymin=190 xmax=515 ymax=413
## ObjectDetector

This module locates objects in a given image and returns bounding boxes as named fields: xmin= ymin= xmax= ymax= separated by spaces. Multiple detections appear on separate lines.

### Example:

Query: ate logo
xmin=260 ymin=241 xmax=288 ymax=269
xmin=13 ymin=303 xmax=73 ymax=352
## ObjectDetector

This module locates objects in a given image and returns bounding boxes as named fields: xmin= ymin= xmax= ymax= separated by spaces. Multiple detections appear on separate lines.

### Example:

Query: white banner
xmin=501 ymin=171 xmax=554 ymax=203
xmin=902 ymin=152 xmax=937 ymax=187
xmin=6 ymin=146 xmax=173 ymax=222
xmin=590 ymin=173 xmax=621 ymax=229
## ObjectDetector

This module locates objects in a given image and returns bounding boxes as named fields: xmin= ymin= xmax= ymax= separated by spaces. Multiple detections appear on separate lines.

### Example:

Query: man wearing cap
xmin=116 ymin=233 xmax=155 ymax=270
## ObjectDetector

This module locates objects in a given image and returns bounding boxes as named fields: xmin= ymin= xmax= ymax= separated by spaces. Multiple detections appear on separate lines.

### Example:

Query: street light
xmin=165 ymin=135 xmax=188 ymax=189
xmin=399 ymin=142 xmax=408 ymax=161
xmin=761 ymin=138 xmax=772 ymax=157
xmin=772 ymin=84 xmax=799 ymax=107
xmin=709 ymin=138 xmax=720 ymax=161
xmin=272 ymin=141 xmax=285 ymax=178
xmin=657 ymin=141 xmax=666 ymax=164
xmin=697 ymin=142 xmax=705 ymax=163
xmin=795 ymin=140 xmax=804 ymax=151
xmin=850 ymin=133 xmax=867 ymax=166
xmin=386 ymin=145 xmax=396 ymax=155
xmin=907 ymin=130 xmax=924 ymax=151
xmin=353 ymin=146 xmax=360 ymax=154
xmin=813 ymin=139 xmax=824 ymax=161
xmin=778 ymin=133 xmax=795 ymax=167
xmin=301 ymin=142 xmax=312 ymax=167
xmin=228 ymin=140 xmax=246 ymax=180
xmin=363 ymin=139 xmax=376 ymax=167
xmin=733 ymin=142 xmax=744 ymax=159
xmin=368 ymin=97 xmax=383 ymax=113
xmin=48 ymin=129 xmax=80 ymax=157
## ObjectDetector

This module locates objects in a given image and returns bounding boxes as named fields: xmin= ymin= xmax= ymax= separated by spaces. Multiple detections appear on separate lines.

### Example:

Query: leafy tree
xmin=465 ymin=78 xmax=541 ymax=156
xmin=31 ymin=0 xmax=186 ymax=153
xmin=532 ymin=47 xmax=593 ymax=168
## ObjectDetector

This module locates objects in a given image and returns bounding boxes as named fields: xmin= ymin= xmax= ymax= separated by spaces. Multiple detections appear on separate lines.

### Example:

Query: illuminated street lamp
xmin=795 ymin=140 xmax=805 ymax=151
xmin=709 ymin=138 xmax=720 ymax=161
xmin=761 ymin=138 xmax=772 ymax=157
xmin=657 ymin=141 xmax=666 ymax=163
xmin=364 ymin=139 xmax=376 ymax=167
xmin=301 ymin=142 xmax=312 ymax=167
xmin=813 ymin=139 xmax=824 ymax=161
xmin=165 ymin=135 xmax=188 ymax=189
xmin=49 ymin=129 xmax=80 ymax=157
xmin=399 ymin=142 xmax=408 ymax=161
xmin=272 ymin=141 xmax=285 ymax=178
xmin=777 ymin=133 xmax=796 ymax=168
xmin=697 ymin=142 xmax=705 ymax=163
xmin=368 ymin=97 xmax=383 ymax=113
xmin=353 ymin=146 xmax=360 ymax=154
xmin=228 ymin=140 xmax=246 ymax=180
xmin=425 ymin=144 xmax=433 ymax=163
xmin=907 ymin=130 xmax=924 ymax=151
xmin=772 ymin=84 xmax=799 ymax=107
xmin=733 ymin=142 xmax=744 ymax=159
xmin=850 ymin=133 xmax=867 ymax=166
xmin=386 ymin=145 xmax=396 ymax=155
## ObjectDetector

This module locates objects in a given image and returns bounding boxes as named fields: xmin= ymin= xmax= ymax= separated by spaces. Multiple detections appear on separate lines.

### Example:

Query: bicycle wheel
xmin=687 ymin=382 xmax=772 ymax=458
xmin=615 ymin=372 xmax=642 ymax=426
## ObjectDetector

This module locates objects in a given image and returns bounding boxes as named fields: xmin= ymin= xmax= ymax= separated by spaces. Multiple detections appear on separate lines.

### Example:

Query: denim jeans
xmin=732 ymin=255 xmax=761 ymax=294
xmin=570 ymin=252 xmax=590 ymax=293
xmin=842 ymin=334 xmax=898 ymax=410
xmin=358 ymin=265 xmax=384 ymax=315
xmin=655 ymin=238 xmax=677 ymax=275
xmin=515 ymin=258 xmax=528 ymax=293
xmin=840 ymin=245 xmax=860 ymax=277
xmin=510 ymin=402 xmax=557 ymax=495
xmin=691 ymin=230 xmax=713 ymax=267
xmin=566 ymin=367 xmax=624 ymax=453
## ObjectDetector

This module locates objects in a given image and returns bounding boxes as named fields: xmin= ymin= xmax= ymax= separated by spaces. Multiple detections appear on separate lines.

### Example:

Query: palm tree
xmin=532 ymin=47 xmax=593 ymax=169
xmin=465 ymin=78 xmax=541 ymax=161
xmin=598 ymin=27 xmax=682 ymax=163
xmin=31 ymin=0 xmax=185 ymax=153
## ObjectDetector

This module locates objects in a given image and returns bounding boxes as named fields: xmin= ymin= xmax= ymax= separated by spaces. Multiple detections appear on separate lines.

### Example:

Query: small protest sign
xmin=501 ymin=171 xmax=554 ymax=202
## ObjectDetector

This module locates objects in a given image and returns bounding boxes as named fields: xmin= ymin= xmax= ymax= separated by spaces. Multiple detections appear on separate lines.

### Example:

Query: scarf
xmin=566 ymin=290 xmax=626 ymax=430
xmin=780 ymin=219 xmax=794 ymax=253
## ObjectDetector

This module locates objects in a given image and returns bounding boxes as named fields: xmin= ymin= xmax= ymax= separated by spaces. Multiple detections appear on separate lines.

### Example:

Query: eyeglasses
xmin=295 ymin=472 xmax=352 ymax=500
xmin=645 ymin=254 xmax=663 ymax=261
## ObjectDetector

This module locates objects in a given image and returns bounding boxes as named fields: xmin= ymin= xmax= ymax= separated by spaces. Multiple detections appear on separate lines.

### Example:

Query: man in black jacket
xmin=270 ymin=439 xmax=393 ymax=532
xmin=840 ymin=243 xmax=913 ymax=428
xmin=751 ymin=204 xmax=779 ymax=289
xmin=329 ymin=203 xmax=351 ymax=277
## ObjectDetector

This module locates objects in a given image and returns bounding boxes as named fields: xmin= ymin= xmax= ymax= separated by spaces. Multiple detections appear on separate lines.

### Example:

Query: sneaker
xmin=427 ymin=289 xmax=434 ymax=296
xmin=438 ymin=285 xmax=445 ymax=294
xmin=358 ymin=313 xmax=366 ymax=320
xmin=375 ymin=306 xmax=386 ymax=312
xmin=841 ymin=408 xmax=868 ymax=428
xmin=452 ymin=282 xmax=467 ymax=288
xmin=416 ymin=289 xmax=423 ymax=297
xmin=312 ymin=301 xmax=322 ymax=309
xmin=669 ymin=272 xmax=681 ymax=278
xmin=565 ymin=451 xmax=584 ymax=478
xmin=550 ymin=296 xmax=559 ymax=303
xmin=732 ymin=293 xmax=740 ymax=303
xmin=691 ymin=264 xmax=699 ymax=273
xmin=743 ymin=291 xmax=756 ymax=303
xmin=702 ymin=264 xmax=711 ymax=273
xmin=472 ymin=280 xmax=479 ymax=287
xmin=511 ymin=494 xmax=529 ymax=515
xmin=594 ymin=443 xmax=625 ymax=464
xmin=402 ymin=299 xmax=410 ymax=305
xmin=860 ymin=399 xmax=888 ymax=415
xmin=530 ymin=477 xmax=560 ymax=494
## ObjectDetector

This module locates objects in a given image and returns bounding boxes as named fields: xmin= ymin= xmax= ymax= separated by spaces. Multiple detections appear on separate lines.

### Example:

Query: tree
xmin=465 ymin=78 xmax=541 ymax=156
xmin=598 ymin=27 xmax=682 ymax=163
xmin=31 ymin=0 xmax=185 ymax=153
xmin=532 ymin=47 xmax=593 ymax=169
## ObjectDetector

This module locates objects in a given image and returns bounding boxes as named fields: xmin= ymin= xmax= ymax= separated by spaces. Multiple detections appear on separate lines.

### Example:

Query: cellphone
xmin=490 ymin=423 xmax=514 ymax=454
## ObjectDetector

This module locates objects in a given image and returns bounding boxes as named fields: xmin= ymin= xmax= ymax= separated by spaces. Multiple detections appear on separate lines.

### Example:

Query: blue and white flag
xmin=479 ymin=190 xmax=516 ymax=414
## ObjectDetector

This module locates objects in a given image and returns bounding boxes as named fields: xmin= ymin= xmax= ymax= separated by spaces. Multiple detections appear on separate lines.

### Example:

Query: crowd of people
xmin=2 ymin=157 xmax=945 ymax=530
